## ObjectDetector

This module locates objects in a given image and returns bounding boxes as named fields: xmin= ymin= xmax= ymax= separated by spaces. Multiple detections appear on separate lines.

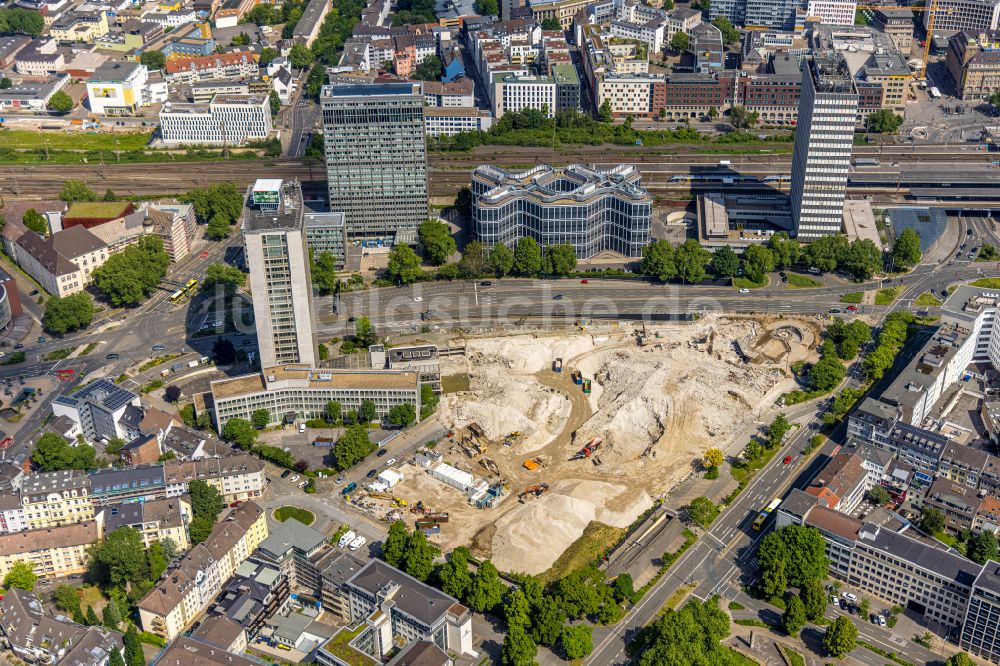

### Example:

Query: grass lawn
xmin=0 ymin=128 xmax=153 ymax=151
xmin=441 ymin=373 xmax=471 ymax=393
xmin=66 ymin=201 xmax=131 ymax=217
xmin=79 ymin=342 xmax=98 ymax=356
xmin=971 ymin=278 xmax=1000 ymax=289
xmin=730 ymin=443 xmax=780 ymax=484
xmin=733 ymin=275 xmax=768 ymax=289
xmin=44 ymin=347 xmax=76 ymax=361
xmin=726 ymin=649 xmax=762 ymax=666
xmin=786 ymin=273 xmax=822 ymax=288
xmin=839 ymin=292 xmax=863 ymax=304
xmin=875 ymin=286 xmax=902 ymax=305
xmin=538 ymin=520 xmax=626 ymax=584
xmin=273 ymin=506 xmax=316 ymax=526
xmin=914 ymin=292 xmax=942 ymax=307
xmin=778 ymin=645 xmax=806 ymax=666
xmin=659 ymin=583 xmax=697 ymax=615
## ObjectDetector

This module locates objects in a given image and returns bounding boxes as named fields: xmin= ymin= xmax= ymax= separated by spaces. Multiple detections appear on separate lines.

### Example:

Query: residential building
xmin=316 ymin=560 xmax=475 ymax=665
xmin=190 ymin=79 xmax=270 ymax=103
xmin=138 ymin=502 xmax=268 ymax=640
xmin=471 ymin=163 xmax=652 ymax=259
xmin=13 ymin=225 xmax=107 ymax=297
xmin=86 ymin=61 xmax=154 ymax=115
xmin=190 ymin=616 xmax=247 ymax=653
xmin=422 ymin=79 xmax=475 ymax=107
xmin=159 ymin=95 xmax=273 ymax=146
xmin=208 ymin=368 xmax=420 ymax=430
xmin=789 ymin=53 xmax=858 ymax=241
xmin=526 ymin=0 xmax=591 ymax=29
xmin=806 ymin=0 xmax=857 ymax=25
xmin=163 ymin=455 xmax=266 ymax=504
xmin=0 ymin=520 xmax=102 ymax=580
xmin=321 ymin=83 xmax=428 ymax=242
xmin=312 ymin=551 xmax=367 ymax=621
xmin=51 ymin=378 xmax=141 ymax=443
xmin=89 ymin=465 xmax=167 ymax=506
xmin=926 ymin=0 xmax=1000 ymax=33
xmin=15 ymin=45 xmax=66 ymax=77
xmin=292 ymin=0 xmax=330 ymax=45
xmin=871 ymin=8 xmax=914 ymax=53
xmin=116 ymin=433 xmax=157 ymax=464
xmin=51 ymin=10 xmax=109 ymax=43
xmin=0 ymin=36 xmax=31 ymax=69
xmin=948 ymin=31 xmax=1000 ymax=100
xmin=494 ymin=73 xmax=557 ymax=117
xmin=0 ymin=590 xmax=120 ymax=666
xmin=164 ymin=51 xmax=257 ymax=84
xmin=805 ymin=451 xmax=870 ymax=514
xmin=156 ymin=636 xmax=260 ymax=666
xmin=923 ymin=476 xmax=986 ymax=533
xmin=102 ymin=496 xmax=191 ymax=550
xmin=20 ymin=470 xmax=94 ymax=530
xmin=208 ymin=559 xmax=288 ymax=635
xmin=161 ymin=426 xmax=230 ymax=461
xmin=242 ymin=179 xmax=316 ymax=368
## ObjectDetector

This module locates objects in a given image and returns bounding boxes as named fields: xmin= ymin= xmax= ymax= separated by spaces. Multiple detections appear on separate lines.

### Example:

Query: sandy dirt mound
xmin=490 ymin=480 xmax=651 ymax=574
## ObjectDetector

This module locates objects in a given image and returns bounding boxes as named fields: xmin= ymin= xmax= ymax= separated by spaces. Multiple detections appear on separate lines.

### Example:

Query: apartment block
xmin=806 ymin=0 xmax=857 ymax=25
xmin=924 ymin=477 xmax=985 ymax=533
xmin=316 ymin=560 xmax=475 ymax=665
xmin=138 ymin=502 xmax=267 ymax=640
xmin=948 ymin=31 xmax=1000 ymax=100
xmin=163 ymin=455 xmax=266 ymax=504
xmin=805 ymin=451 xmax=870 ymax=515
xmin=159 ymin=94 xmax=272 ymax=146
xmin=164 ymin=51 xmax=257 ymax=84
xmin=0 ymin=519 xmax=102 ymax=580
xmin=102 ymin=496 xmax=191 ymax=550
xmin=0 ymin=590 xmax=120 ymax=666
xmin=51 ymin=10 xmax=109 ymax=43
xmin=13 ymin=225 xmax=108 ymax=298
xmin=20 ymin=470 xmax=94 ymax=530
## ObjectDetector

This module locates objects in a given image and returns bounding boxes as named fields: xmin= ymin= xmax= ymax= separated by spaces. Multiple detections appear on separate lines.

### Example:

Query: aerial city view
xmin=6 ymin=0 xmax=1000 ymax=664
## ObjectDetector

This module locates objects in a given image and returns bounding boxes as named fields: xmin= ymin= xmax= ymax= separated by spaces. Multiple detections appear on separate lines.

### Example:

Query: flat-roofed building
xmin=209 ymin=368 xmax=420 ymax=430
xmin=872 ymin=8 xmax=914 ymax=53
xmin=51 ymin=377 xmax=141 ymax=443
xmin=159 ymin=94 xmax=272 ymax=146
xmin=471 ymin=163 xmax=652 ymax=259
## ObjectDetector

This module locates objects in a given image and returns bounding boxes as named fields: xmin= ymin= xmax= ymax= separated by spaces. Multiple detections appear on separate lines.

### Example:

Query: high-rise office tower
xmin=242 ymin=179 xmax=317 ymax=368
xmin=789 ymin=53 xmax=858 ymax=241
xmin=320 ymin=82 xmax=428 ymax=243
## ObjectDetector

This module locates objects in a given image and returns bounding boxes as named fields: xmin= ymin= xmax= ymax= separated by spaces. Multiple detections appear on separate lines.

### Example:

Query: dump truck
xmin=571 ymin=436 xmax=604 ymax=461
xmin=553 ymin=358 xmax=563 ymax=372
xmin=571 ymin=370 xmax=583 ymax=385
xmin=523 ymin=458 xmax=540 ymax=471
xmin=583 ymin=379 xmax=592 ymax=394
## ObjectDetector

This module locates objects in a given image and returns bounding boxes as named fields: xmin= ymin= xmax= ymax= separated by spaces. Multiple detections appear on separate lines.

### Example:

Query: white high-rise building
xmin=242 ymin=179 xmax=316 ymax=368
xmin=806 ymin=0 xmax=857 ymax=24
xmin=789 ymin=53 xmax=858 ymax=241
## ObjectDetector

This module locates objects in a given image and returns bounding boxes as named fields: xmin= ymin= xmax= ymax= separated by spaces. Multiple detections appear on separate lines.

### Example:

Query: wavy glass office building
xmin=470 ymin=164 xmax=652 ymax=259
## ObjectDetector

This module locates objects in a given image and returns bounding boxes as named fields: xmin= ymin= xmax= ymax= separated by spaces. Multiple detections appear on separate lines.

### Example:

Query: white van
xmin=337 ymin=530 xmax=356 ymax=548
xmin=349 ymin=536 xmax=366 ymax=551
xmin=298 ymin=423 xmax=306 ymax=434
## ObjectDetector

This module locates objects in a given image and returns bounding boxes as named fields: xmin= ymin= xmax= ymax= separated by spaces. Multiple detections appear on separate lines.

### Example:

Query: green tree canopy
xmin=757 ymin=524 xmax=829 ymax=587
xmin=289 ymin=44 xmax=314 ymax=69
xmin=711 ymin=246 xmax=740 ymax=277
xmin=687 ymin=496 xmax=719 ymax=528
xmin=92 ymin=237 xmax=169 ymax=306
xmin=513 ymin=237 xmax=542 ymax=276
xmin=221 ymin=417 xmax=257 ymax=449
xmin=139 ymin=50 xmax=166 ymax=70
xmin=803 ymin=234 xmax=849 ymax=272
xmin=333 ymin=425 xmax=375 ymax=471
xmin=48 ymin=90 xmax=73 ymax=114
xmin=387 ymin=403 xmax=416 ymax=427
xmin=0 ymin=8 xmax=45 ymax=36
xmin=23 ymin=208 xmax=48 ymax=235
xmin=711 ymin=16 xmax=740 ymax=43
xmin=843 ymin=238 xmax=882 ymax=281
xmin=386 ymin=245 xmax=424 ymax=284
xmin=251 ymin=408 xmax=270 ymax=429
xmin=670 ymin=31 xmax=689 ymax=51
xmin=89 ymin=527 xmax=147 ymax=588
xmin=189 ymin=479 xmax=225 ymax=522
xmin=489 ymin=243 xmax=514 ymax=277
xmin=418 ymin=219 xmax=456 ymax=265
xmin=967 ymin=530 xmax=1000 ymax=565
xmin=544 ymin=243 xmax=577 ymax=276
xmin=3 ymin=562 xmax=37 ymax=591
xmin=560 ymin=625 xmax=593 ymax=660
xmin=945 ymin=652 xmax=976 ymax=666
xmin=866 ymin=109 xmax=903 ymax=134
xmin=466 ymin=559 xmax=504 ymax=613
xmin=768 ymin=232 xmax=801 ymax=269
xmin=412 ymin=55 xmax=443 ymax=81
xmin=475 ymin=0 xmax=498 ymax=14
xmin=60 ymin=179 xmax=97 ymax=203
xmin=531 ymin=595 xmax=565 ymax=646
xmin=33 ymin=433 xmax=95 ymax=471
xmin=782 ymin=594 xmax=806 ymax=636
xmin=202 ymin=262 xmax=245 ymax=296
xmin=892 ymin=228 xmax=922 ymax=270
xmin=823 ymin=615 xmax=858 ymax=657
xmin=43 ymin=292 xmax=95 ymax=334
xmin=729 ymin=104 xmax=759 ymax=129
xmin=437 ymin=545 xmax=473 ymax=599
xmin=183 ymin=182 xmax=243 ymax=224
xmin=124 ymin=624 xmax=146 ymax=666
xmin=640 ymin=240 xmax=677 ymax=281
xmin=674 ymin=239 xmax=711 ymax=283
xmin=402 ymin=529 xmax=438 ymax=581
xmin=742 ymin=244 xmax=775 ymax=282
xmin=799 ymin=577 xmax=826 ymax=621
xmin=639 ymin=597 xmax=731 ymax=666
xmin=920 ymin=506 xmax=946 ymax=534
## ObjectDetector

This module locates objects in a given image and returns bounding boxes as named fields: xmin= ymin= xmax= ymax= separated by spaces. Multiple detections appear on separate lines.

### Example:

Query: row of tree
xmin=188 ymin=479 xmax=225 ymax=544
xmin=182 ymin=183 xmax=245 ymax=239
xmin=380 ymin=523 xmax=606 ymax=663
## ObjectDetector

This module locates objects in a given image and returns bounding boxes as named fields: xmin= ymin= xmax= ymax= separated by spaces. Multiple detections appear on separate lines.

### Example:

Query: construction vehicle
xmin=553 ymin=358 xmax=563 ymax=372
xmin=518 ymin=483 xmax=550 ymax=502
xmin=502 ymin=431 xmax=521 ymax=447
xmin=523 ymin=458 xmax=541 ymax=471
xmin=583 ymin=379 xmax=592 ymax=394
xmin=411 ymin=501 xmax=427 ymax=515
xmin=367 ymin=492 xmax=394 ymax=501
xmin=571 ymin=436 xmax=604 ymax=461
xmin=393 ymin=497 xmax=408 ymax=507
xmin=571 ymin=370 xmax=583 ymax=385
xmin=469 ymin=422 xmax=486 ymax=439
xmin=479 ymin=457 xmax=501 ymax=476
xmin=458 ymin=438 xmax=478 ymax=458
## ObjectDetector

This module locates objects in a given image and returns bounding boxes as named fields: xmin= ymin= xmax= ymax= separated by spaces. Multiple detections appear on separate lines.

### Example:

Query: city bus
xmin=169 ymin=289 xmax=185 ymax=303
xmin=752 ymin=498 xmax=782 ymax=530
xmin=185 ymin=278 xmax=198 ymax=291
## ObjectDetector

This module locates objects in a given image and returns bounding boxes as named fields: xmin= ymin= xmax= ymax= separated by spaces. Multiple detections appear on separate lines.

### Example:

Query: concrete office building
xmin=320 ymin=83 xmax=428 ymax=243
xmin=806 ymin=0 xmax=857 ymax=25
xmin=789 ymin=53 xmax=858 ymax=241
xmin=961 ymin=562 xmax=1000 ymax=663
xmin=304 ymin=211 xmax=347 ymax=270
xmin=51 ymin=378 xmax=141 ymax=443
xmin=242 ymin=179 xmax=317 ymax=368
xmin=470 ymin=164 xmax=652 ymax=259
xmin=925 ymin=0 xmax=1000 ymax=33
xmin=159 ymin=95 xmax=272 ymax=146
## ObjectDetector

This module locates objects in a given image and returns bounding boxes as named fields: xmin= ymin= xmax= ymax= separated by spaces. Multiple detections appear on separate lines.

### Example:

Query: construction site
xmin=345 ymin=315 xmax=822 ymax=575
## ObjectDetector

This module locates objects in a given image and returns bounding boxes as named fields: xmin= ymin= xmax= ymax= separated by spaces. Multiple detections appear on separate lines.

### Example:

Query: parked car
xmin=842 ymin=592 xmax=858 ymax=602
xmin=384 ymin=458 xmax=397 ymax=467
xmin=106 ymin=353 xmax=119 ymax=360
xmin=377 ymin=449 xmax=388 ymax=457
xmin=739 ymin=288 xmax=750 ymax=294
xmin=289 ymin=475 xmax=300 ymax=483
xmin=830 ymin=595 xmax=840 ymax=606
xmin=280 ymin=470 xmax=291 ymax=478
xmin=335 ymin=476 xmax=345 ymax=484
xmin=367 ymin=468 xmax=378 ymax=478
